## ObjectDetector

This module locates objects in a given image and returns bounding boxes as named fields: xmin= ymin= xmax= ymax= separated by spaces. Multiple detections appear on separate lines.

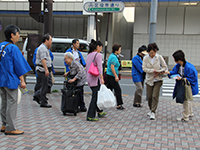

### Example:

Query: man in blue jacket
xmin=0 ymin=25 xmax=31 ymax=135
xmin=132 ymin=45 xmax=148 ymax=107
xmin=64 ymin=39 xmax=86 ymax=73
xmin=165 ymin=50 xmax=199 ymax=122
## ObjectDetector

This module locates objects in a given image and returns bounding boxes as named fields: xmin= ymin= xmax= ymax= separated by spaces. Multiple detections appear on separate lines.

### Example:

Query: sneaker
xmin=1 ymin=126 xmax=5 ymax=132
xmin=177 ymin=117 xmax=189 ymax=122
xmin=5 ymin=129 xmax=24 ymax=135
xmin=150 ymin=112 xmax=155 ymax=120
xmin=86 ymin=117 xmax=99 ymax=121
xmin=189 ymin=113 xmax=194 ymax=117
xmin=98 ymin=112 xmax=107 ymax=118
xmin=147 ymin=111 xmax=151 ymax=117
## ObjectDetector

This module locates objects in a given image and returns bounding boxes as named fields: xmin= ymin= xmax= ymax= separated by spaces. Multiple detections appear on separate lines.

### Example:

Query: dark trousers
xmin=75 ymin=85 xmax=86 ymax=109
xmin=106 ymin=74 xmax=123 ymax=106
xmin=34 ymin=77 xmax=41 ymax=93
xmin=87 ymin=83 xmax=102 ymax=118
xmin=34 ymin=70 xmax=49 ymax=105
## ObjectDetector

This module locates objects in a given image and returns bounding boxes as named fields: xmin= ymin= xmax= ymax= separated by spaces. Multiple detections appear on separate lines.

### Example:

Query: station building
xmin=0 ymin=0 xmax=200 ymax=69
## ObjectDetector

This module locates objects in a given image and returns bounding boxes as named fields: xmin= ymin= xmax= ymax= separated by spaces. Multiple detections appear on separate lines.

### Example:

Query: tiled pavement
xmin=0 ymin=92 xmax=200 ymax=150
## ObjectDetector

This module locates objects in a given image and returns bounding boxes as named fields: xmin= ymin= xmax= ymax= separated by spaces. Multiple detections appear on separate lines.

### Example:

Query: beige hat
xmin=141 ymin=50 xmax=148 ymax=55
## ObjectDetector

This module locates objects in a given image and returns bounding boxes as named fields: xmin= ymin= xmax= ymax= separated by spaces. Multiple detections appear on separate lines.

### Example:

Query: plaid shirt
xmin=69 ymin=60 xmax=86 ymax=86
xmin=36 ymin=43 xmax=52 ymax=72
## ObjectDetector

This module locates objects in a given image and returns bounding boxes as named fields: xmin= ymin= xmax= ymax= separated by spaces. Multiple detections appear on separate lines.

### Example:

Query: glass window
xmin=78 ymin=43 xmax=89 ymax=53
xmin=51 ymin=43 xmax=71 ymax=53
xmin=51 ymin=42 xmax=89 ymax=53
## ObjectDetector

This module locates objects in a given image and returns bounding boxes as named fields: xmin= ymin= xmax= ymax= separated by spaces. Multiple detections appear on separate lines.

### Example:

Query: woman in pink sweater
xmin=86 ymin=39 xmax=107 ymax=121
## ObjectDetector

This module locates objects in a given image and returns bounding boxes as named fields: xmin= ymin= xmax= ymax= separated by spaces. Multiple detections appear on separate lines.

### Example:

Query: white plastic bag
xmin=18 ymin=88 xmax=22 ymax=104
xmin=97 ymin=84 xmax=116 ymax=110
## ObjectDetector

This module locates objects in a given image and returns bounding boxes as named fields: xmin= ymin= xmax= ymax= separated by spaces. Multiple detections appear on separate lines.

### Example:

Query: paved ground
xmin=0 ymin=92 xmax=200 ymax=150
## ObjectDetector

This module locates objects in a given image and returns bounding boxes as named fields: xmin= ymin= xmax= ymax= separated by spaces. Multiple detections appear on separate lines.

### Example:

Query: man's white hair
xmin=64 ymin=52 xmax=74 ymax=60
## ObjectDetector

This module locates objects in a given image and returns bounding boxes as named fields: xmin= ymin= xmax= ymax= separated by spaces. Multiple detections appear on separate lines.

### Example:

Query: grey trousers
xmin=146 ymin=81 xmax=163 ymax=113
xmin=0 ymin=87 xmax=18 ymax=131
xmin=133 ymin=82 xmax=144 ymax=104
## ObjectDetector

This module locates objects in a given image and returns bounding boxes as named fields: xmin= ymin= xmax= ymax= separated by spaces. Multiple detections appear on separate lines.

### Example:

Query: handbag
xmin=175 ymin=79 xmax=185 ymax=104
xmin=64 ymin=73 xmax=78 ymax=90
xmin=88 ymin=52 xmax=99 ymax=76
xmin=184 ymin=78 xmax=193 ymax=101
xmin=97 ymin=84 xmax=116 ymax=110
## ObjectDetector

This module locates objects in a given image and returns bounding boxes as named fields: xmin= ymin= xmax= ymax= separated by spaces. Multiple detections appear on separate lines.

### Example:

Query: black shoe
xmin=80 ymin=107 xmax=87 ymax=112
xmin=45 ymin=97 xmax=49 ymax=100
xmin=40 ymin=104 xmax=52 ymax=108
xmin=33 ymin=96 xmax=41 ymax=104
xmin=133 ymin=104 xmax=143 ymax=107
xmin=47 ymin=87 xmax=51 ymax=93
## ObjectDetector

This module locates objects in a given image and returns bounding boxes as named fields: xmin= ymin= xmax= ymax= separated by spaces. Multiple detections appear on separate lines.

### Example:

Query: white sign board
xmin=83 ymin=2 xmax=125 ymax=13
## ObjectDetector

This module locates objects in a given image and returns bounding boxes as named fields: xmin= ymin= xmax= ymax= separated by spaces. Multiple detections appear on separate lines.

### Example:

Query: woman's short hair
xmin=172 ymin=50 xmax=186 ymax=62
xmin=64 ymin=52 xmax=74 ymax=60
xmin=4 ymin=25 xmax=20 ymax=40
xmin=147 ymin=43 xmax=159 ymax=52
xmin=112 ymin=44 xmax=121 ymax=53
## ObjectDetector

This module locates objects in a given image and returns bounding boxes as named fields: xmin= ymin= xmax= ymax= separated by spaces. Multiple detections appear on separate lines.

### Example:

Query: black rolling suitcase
xmin=61 ymin=75 xmax=80 ymax=116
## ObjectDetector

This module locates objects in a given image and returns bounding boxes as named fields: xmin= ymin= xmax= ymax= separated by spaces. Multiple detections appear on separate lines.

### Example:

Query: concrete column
xmin=87 ymin=15 xmax=96 ymax=42
xmin=149 ymin=0 xmax=158 ymax=44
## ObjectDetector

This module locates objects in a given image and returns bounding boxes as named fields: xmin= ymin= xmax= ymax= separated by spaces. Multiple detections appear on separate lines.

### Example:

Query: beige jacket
xmin=142 ymin=53 xmax=168 ymax=86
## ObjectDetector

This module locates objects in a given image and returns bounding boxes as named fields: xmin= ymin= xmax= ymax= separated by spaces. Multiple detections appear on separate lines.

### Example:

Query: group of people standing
xmin=132 ymin=43 xmax=199 ymax=121
xmin=63 ymin=39 xmax=125 ymax=121
xmin=0 ymin=24 xmax=199 ymax=136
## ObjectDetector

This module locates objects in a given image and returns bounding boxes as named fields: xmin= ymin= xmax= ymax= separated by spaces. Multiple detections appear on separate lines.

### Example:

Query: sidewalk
xmin=0 ymin=92 xmax=200 ymax=150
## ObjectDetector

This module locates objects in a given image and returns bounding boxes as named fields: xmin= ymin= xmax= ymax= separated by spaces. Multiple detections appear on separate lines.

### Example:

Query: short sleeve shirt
xmin=0 ymin=41 xmax=31 ymax=89
xmin=106 ymin=53 xmax=120 ymax=77
xmin=35 ymin=43 xmax=52 ymax=72
xmin=72 ymin=48 xmax=79 ymax=62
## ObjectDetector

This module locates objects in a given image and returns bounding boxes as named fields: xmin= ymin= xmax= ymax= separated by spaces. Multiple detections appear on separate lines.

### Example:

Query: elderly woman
xmin=132 ymin=45 xmax=148 ymax=107
xmin=63 ymin=52 xmax=87 ymax=112
xmin=142 ymin=43 xmax=167 ymax=120
xmin=165 ymin=50 xmax=198 ymax=122
xmin=106 ymin=44 xmax=125 ymax=110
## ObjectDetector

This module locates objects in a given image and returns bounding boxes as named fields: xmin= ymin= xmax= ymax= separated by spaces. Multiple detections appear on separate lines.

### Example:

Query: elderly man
xmin=0 ymin=25 xmax=31 ymax=135
xmin=64 ymin=52 xmax=87 ymax=112
xmin=34 ymin=33 xmax=53 ymax=108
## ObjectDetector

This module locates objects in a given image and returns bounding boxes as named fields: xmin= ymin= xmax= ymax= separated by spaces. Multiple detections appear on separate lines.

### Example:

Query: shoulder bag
xmin=88 ymin=52 xmax=99 ymax=76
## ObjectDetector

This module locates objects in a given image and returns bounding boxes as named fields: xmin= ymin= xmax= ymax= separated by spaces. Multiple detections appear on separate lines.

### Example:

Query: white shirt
xmin=72 ymin=48 xmax=79 ymax=62
xmin=149 ymin=53 xmax=158 ymax=65
xmin=180 ymin=66 xmax=184 ymax=76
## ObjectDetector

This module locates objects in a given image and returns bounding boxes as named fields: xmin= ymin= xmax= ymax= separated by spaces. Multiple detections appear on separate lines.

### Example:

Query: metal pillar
xmin=87 ymin=16 xmax=95 ymax=42
xmin=103 ymin=13 xmax=110 ymax=74
xmin=149 ymin=0 xmax=158 ymax=44
xmin=43 ymin=0 xmax=53 ymax=35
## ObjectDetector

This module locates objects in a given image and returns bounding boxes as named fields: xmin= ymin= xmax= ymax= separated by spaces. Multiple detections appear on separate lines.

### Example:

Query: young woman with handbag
xmin=86 ymin=39 xmax=107 ymax=121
